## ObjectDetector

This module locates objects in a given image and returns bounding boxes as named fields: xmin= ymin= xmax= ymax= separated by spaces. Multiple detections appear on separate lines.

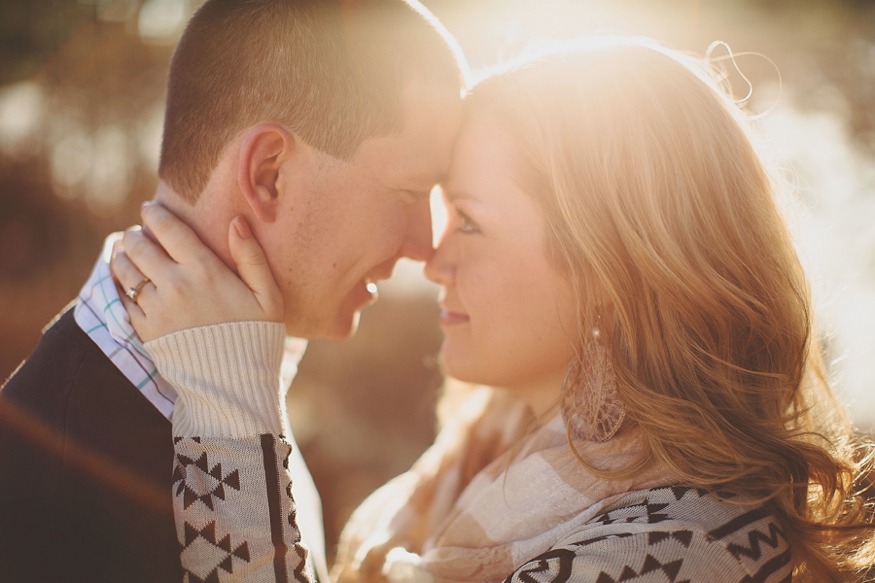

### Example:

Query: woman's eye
xmin=454 ymin=208 xmax=480 ymax=234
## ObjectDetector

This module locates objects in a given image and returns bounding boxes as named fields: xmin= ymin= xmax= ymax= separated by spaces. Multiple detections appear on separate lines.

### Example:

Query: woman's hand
xmin=111 ymin=202 xmax=283 ymax=343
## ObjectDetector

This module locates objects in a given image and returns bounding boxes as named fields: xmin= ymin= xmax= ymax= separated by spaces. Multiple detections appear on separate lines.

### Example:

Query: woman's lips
xmin=439 ymin=309 xmax=470 ymax=326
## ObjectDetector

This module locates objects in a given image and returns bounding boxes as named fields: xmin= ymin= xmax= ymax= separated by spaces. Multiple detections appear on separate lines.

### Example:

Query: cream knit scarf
xmin=333 ymin=387 xmax=671 ymax=583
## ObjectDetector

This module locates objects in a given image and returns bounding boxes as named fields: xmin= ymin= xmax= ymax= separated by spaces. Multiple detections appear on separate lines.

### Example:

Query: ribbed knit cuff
xmin=145 ymin=321 xmax=286 ymax=438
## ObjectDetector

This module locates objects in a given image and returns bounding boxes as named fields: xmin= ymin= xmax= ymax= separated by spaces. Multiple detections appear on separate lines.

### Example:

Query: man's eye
xmin=400 ymin=190 xmax=430 ymax=204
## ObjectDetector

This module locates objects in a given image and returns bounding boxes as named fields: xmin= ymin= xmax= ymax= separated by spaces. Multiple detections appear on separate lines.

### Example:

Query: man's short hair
xmin=159 ymin=0 xmax=466 ymax=202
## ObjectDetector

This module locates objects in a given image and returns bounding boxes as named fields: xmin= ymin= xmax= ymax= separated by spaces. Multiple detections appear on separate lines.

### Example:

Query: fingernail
xmin=234 ymin=216 xmax=252 ymax=239
xmin=141 ymin=200 xmax=153 ymax=212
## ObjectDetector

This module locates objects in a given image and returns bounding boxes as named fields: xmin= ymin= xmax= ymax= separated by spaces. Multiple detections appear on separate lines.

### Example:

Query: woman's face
xmin=425 ymin=119 xmax=579 ymax=405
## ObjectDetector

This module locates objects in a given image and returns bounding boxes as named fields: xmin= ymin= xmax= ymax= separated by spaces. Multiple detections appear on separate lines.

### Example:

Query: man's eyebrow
xmin=412 ymin=168 xmax=450 ymax=186
xmin=396 ymin=174 xmax=444 ymax=194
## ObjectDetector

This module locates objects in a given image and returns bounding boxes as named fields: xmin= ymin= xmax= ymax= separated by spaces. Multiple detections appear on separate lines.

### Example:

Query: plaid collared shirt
xmin=74 ymin=233 xmax=178 ymax=419
xmin=73 ymin=233 xmax=309 ymax=421
xmin=72 ymin=234 xmax=326 ymax=578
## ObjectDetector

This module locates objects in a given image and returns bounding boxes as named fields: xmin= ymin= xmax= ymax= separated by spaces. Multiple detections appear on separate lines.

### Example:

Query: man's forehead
xmin=368 ymin=145 xmax=449 ymax=190
xmin=394 ymin=83 xmax=462 ymax=181
xmin=354 ymin=92 xmax=461 ymax=188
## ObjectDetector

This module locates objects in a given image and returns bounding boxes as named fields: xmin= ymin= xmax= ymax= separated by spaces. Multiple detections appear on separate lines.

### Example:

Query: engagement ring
xmin=126 ymin=278 xmax=150 ymax=302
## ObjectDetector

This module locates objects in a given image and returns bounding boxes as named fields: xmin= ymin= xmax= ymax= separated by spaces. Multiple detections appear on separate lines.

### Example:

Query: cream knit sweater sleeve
xmin=146 ymin=322 xmax=315 ymax=583
xmin=146 ymin=321 xmax=287 ymax=437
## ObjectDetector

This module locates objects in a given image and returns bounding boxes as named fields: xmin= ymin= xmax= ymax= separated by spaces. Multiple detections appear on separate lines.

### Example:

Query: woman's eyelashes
xmin=453 ymin=207 xmax=480 ymax=234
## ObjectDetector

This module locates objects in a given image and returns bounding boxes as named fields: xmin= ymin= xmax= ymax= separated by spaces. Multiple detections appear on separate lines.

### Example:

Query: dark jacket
xmin=0 ymin=308 xmax=182 ymax=583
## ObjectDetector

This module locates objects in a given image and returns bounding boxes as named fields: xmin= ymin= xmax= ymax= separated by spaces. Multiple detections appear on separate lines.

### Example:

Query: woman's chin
xmin=439 ymin=344 xmax=486 ymax=385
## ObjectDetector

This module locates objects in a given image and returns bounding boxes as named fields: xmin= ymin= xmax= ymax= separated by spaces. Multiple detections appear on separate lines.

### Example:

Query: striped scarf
xmin=334 ymin=387 xmax=672 ymax=583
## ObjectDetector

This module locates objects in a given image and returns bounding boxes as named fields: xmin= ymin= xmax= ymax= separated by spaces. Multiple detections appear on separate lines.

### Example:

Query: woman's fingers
xmin=228 ymin=216 xmax=284 ymax=321
xmin=111 ymin=242 xmax=158 ymax=311
xmin=111 ymin=242 xmax=148 ymax=291
xmin=111 ymin=240 xmax=149 ymax=320
xmin=141 ymin=202 xmax=215 ymax=266
xmin=122 ymin=226 xmax=180 ymax=286
xmin=119 ymin=290 xmax=147 ymax=328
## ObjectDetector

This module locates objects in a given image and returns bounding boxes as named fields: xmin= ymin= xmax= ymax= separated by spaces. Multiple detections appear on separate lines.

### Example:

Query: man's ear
xmin=238 ymin=123 xmax=296 ymax=223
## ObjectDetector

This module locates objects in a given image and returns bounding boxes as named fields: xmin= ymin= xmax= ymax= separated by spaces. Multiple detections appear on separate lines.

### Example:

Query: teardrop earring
xmin=561 ymin=314 xmax=626 ymax=442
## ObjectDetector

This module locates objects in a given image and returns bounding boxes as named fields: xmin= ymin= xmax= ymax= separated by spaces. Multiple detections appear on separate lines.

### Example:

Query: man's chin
xmin=325 ymin=312 xmax=361 ymax=342
xmin=283 ymin=296 xmax=368 ymax=341
xmin=311 ymin=310 xmax=362 ymax=342
xmin=319 ymin=286 xmax=379 ymax=340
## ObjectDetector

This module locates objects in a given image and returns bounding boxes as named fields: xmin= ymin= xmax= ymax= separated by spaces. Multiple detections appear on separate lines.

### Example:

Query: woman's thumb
xmin=228 ymin=216 xmax=283 ymax=320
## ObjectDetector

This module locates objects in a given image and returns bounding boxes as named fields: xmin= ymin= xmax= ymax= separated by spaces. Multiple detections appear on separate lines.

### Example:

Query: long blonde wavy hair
xmin=461 ymin=37 xmax=874 ymax=581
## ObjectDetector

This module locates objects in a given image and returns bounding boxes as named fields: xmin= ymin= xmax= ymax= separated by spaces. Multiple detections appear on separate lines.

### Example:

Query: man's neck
xmin=152 ymin=180 xmax=237 ymax=270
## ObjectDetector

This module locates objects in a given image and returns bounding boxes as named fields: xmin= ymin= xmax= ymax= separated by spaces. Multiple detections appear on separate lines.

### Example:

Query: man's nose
xmin=423 ymin=240 xmax=452 ymax=287
xmin=424 ymin=224 xmax=455 ymax=286
xmin=399 ymin=198 xmax=434 ymax=262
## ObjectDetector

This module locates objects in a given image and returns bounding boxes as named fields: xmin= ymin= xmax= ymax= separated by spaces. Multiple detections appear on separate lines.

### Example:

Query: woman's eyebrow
xmin=442 ymin=188 xmax=480 ymax=203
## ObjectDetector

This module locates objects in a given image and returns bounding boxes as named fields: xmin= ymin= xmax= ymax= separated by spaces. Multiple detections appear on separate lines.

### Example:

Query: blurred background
xmin=1 ymin=0 xmax=874 ymax=564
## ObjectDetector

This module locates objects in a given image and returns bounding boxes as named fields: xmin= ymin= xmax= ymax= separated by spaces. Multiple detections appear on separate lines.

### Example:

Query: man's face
xmin=261 ymin=82 xmax=462 ymax=340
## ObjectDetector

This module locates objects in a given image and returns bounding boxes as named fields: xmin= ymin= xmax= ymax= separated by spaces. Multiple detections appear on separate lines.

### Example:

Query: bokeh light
xmin=0 ymin=82 xmax=44 ymax=155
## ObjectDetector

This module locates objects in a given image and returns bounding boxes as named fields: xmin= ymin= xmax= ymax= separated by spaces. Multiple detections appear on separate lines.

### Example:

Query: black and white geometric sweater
xmin=151 ymin=324 xmax=792 ymax=583
xmin=172 ymin=428 xmax=791 ymax=583
xmin=173 ymin=435 xmax=315 ymax=583
xmin=506 ymin=486 xmax=791 ymax=583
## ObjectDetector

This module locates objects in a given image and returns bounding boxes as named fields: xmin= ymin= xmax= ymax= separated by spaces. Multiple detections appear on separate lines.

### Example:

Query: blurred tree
xmin=0 ymin=0 xmax=96 ymax=85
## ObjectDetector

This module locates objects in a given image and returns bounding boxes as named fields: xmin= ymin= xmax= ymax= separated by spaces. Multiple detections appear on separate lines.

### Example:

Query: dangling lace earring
xmin=561 ymin=314 xmax=626 ymax=442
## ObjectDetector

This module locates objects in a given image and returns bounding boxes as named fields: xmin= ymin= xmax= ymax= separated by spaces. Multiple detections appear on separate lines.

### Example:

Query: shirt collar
xmin=75 ymin=233 xmax=308 ymax=421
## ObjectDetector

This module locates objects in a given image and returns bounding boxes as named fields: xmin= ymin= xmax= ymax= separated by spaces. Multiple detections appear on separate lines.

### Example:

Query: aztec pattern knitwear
xmin=152 ymin=320 xmax=792 ymax=583
xmin=173 ymin=435 xmax=314 ymax=583
xmin=336 ymin=387 xmax=792 ymax=583
xmin=148 ymin=323 xmax=318 ymax=583
xmin=340 ymin=413 xmax=671 ymax=583
xmin=504 ymin=486 xmax=792 ymax=583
